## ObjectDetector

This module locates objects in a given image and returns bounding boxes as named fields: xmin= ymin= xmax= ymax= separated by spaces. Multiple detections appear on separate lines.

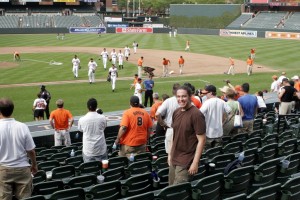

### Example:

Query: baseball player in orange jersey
xmin=178 ymin=56 xmax=184 ymax=75
xmin=162 ymin=58 xmax=171 ymax=77
xmin=246 ymin=56 xmax=254 ymax=76
xmin=250 ymin=48 xmax=256 ymax=60
xmin=225 ymin=57 xmax=235 ymax=75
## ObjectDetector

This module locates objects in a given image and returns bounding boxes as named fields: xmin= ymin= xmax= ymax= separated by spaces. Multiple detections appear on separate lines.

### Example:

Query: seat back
xmin=67 ymin=174 xmax=97 ymax=189
xmin=126 ymin=160 xmax=152 ymax=177
xmin=192 ymin=173 xmax=223 ymax=200
xmin=208 ymin=153 xmax=235 ymax=174
xmin=60 ymin=146 xmax=78 ymax=153
xmin=243 ymin=137 xmax=261 ymax=150
xmin=102 ymin=166 xmax=125 ymax=182
xmin=222 ymin=193 xmax=247 ymax=200
xmin=151 ymin=142 xmax=165 ymax=153
xmin=247 ymin=183 xmax=281 ymax=200
xmin=49 ymin=152 xmax=70 ymax=163
xmin=39 ymin=149 xmax=58 ymax=157
xmin=65 ymin=156 xmax=83 ymax=168
xmin=222 ymin=141 xmax=243 ymax=154
xmin=278 ymin=130 xmax=294 ymax=143
xmin=156 ymin=182 xmax=191 ymax=200
xmin=281 ymin=176 xmax=300 ymax=200
xmin=134 ymin=152 xmax=152 ymax=162
xmin=276 ymin=152 xmax=300 ymax=184
xmin=51 ymin=165 xmax=75 ymax=180
xmin=261 ymin=134 xmax=278 ymax=146
xmin=278 ymin=138 xmax=297 ymax=157
xmin=78 ymin=160 xmax=101 ymax=175
xmin=108 ymin=156 xmax=128 ymax=170
xmin=32 ymin=180 xmax=64 ymax=196
xmin=33 ymin=170 xmax=47 ymax=185
xmin=256 ymin=143 xmax=278 ymax=164
xmin=152 ymin=149 xmax=167 ymax=157
xmin=38 ymin=160 xmax=60 ymax=172
xmin=48 ymin=187 xmax=85 ymax=200
xmin=232 ymin=133 xmax=248 ymax=143
xmin=242 ymin=148 xmax=257 ymax=166
xmin=157 ymin=167 xmax=169 ymax=189
xmin=152 ymin=156 xmax=168 ymax=171
xmin=202 ymin=146 xmax=222 ymax=160
xmin=122 ymin=173 xmax=153 ymax=197
xmin=22 ymin=195 xmax=46 ymax=200
xmin=87 ymin=180 xmax=121 ymax=199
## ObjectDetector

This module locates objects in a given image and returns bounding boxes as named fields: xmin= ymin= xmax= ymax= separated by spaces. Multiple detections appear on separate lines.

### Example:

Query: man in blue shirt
xmin=238 ymin=83 xmax=258 ymax=134
xmin=143 ymin=75 xmax=154 ymax=107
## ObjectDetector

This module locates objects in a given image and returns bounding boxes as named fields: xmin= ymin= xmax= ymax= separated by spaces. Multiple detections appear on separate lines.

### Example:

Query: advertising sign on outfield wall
xmin=69 ymin=27 xmax=106 ymax=34
xmin=108 ymin=24 xmax=128 ymax=28
xmin=265 ymin=31 xmax=300 ymax=40
xmin=115 ymin=27 xmax=153 ymax=34
xmin=220 ymin=29 xmax=257 ymax=38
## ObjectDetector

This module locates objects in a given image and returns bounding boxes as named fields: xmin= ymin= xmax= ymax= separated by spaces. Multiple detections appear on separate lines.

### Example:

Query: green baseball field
xmin=0 ymin=33 xmax=299 ymax=122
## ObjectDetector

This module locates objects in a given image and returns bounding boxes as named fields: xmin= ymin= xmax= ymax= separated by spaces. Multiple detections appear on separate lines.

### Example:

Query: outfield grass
xmin=0 ymin=33 xmax=299 ymax=122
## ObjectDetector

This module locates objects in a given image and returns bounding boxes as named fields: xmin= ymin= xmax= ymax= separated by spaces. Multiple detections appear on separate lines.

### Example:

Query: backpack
xmin=224 ymin=159 xmax=243 ymax=175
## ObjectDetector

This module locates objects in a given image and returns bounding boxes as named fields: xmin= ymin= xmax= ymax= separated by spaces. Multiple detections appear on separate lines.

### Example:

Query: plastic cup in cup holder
xmin=209 ymin=163 xmax=216 ymax=171
xmin=85 ymin=194 xmax=94 ymax=200
xmin=152 ymin=177 xmax=160 ymax=188
xmin=121 ymin=185 xmax=129 ymax=196
xmin=97 ymin=175 xmax=105 ymax=184
xmin=280 ymin=160 xmax=290 ymax=173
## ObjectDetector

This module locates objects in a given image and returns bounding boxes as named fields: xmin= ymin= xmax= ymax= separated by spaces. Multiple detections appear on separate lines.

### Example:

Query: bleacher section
xmin=22 ymin=15 xmax=51 ymax=28
xmin=82 ymin=15 xmax=101 ymax=27
xmin=227 ymin=13 xmax=252 ymax=28
xmin=284 ymin=12 xmax=300 ymax=30
xmin=243 ymin=11 xmax=287 ymax=29
xmin=53 ymin=15 xmax=82 ymax=28
xmin=0 ymin=15 xmax=19 ymax=28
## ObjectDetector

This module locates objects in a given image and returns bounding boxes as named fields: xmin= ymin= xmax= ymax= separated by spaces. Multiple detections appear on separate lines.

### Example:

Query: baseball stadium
xmin=0 ymin=0 xmax=300 ymax=199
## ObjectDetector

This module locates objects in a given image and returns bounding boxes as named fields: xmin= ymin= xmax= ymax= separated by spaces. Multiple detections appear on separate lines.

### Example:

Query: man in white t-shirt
xmin=270 ymin=75 xmax=279 ymax=92
xmin=110 ymin=49 xmax=117 ymax=65
xmin=71 ymin=55 xmax=80 ymax=78
xmin=155 ymin=83 xmax=180 ymax=156
xmin=0 ymin=98 xmax=37 ymax=199
xmin=108 ymin=64 xmax=118 ymax=92
xmin=78 ymin=98 xmax=107 ymax=163
xmin=200 ymin=85 xmax=231 ymax=149
xmin=134 ymin=78 xmax=144 ymax=105
xmin=33 ymin=93 xmax=47 ymax=121
xmin=88 ymin=58 xmax=97 ymax=84
xmin=100 ymin=48 xmax=109 ymax=70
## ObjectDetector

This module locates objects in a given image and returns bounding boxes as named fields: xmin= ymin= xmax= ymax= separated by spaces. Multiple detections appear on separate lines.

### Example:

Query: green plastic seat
xmin=38 ymin=160 xmax=60 ymax=172
xmin=278 ymin=130 xmax=294 ymax=143
xmin=77 ymin=160 xmax=101 ymax=175
xmin=192 ymin=158 xmax=207 ymax=181
xmin=152 ymin=155 xmax=168 ymax=171
xmin=51 ymin=165 xmax=75 ymax=181
xmin=23 ymin=195 xmax=46 ymax=200
xmin=152 ymin=149 xmax=167 ymax=158
xmin=65 ymin=156 xmax=83 ymax=168
xmin=243 ymin=137 xmax=261 ymax=150
xmin=39 ymin=149 xmax=58 ymax=158
xmin=32 ymin=170 xmax=47 ymax=185
xmin=222 ymin=141 xmax=243 ymax=154
xmin=48 ymin=187 xmax=85 ymax=200
xmin=207 ymin=153 xmax=235 ymax=175
xmin=156 ymin=182 xmax=191 ymax=200
xmin=242 ymin=148 xmax=257 ymax=166
xmin=247 ymin=183 xmax=281 ymax=200
xmin=66 ymin=174 xmax=97 ymax=190
xmin=125 ymin=160 xmax=152 ymax=177
xmin=134 ymin=152 xmax=152 ymax=162
xmin=60 ymin=146 xmax=78 ymax=153
xmin=223 ymin=193 xmax=247 ymax=200
xmin=121 ymin=173 xmax=153 ymax=197
xmin=281 ymin=175 xmax=300 ymax=200
xmin=102 ymin=166 xmax=125 ymax=182
xmin=151 ymin=142 xmax=165 ymax=153
xmin=202 ymin=146 xmax=222 ymax=160
xmin=276 ymin=152 xmax=300 ymax=184
xmin=123 ymin=191 xmax=155 ymax=200
xmin=108 ymin=156 xmax=128 ymax=170
xmin=35 ymin=147 xmax=47 ymax=155
xmin=256 ymin=143 xmax=278 ymax=164
xmin=261 ymin=134 xmax=278 ymax=146
xmin=231 ymin=133 xmax=248 ymax=143
xmin=277 ymin=138 xmax=297 ymax=157
xmin=86 ymin=180 xmax=121 ymax=200
xmin=191 ymin=173 xmax=223 ymax=200
xmin=32 ymin=180 xmax=64 ymax=196
xmin=49 ymin=152 xmax=70 ymax=163
xmin=157 ymin=167 xmax=169 ymax=189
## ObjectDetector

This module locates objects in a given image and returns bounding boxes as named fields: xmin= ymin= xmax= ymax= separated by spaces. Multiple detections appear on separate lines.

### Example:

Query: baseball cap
xmin=130 ymin=96 xmax=140 ymax=106
xmin=219 ymin=86 xmax=230 ymax=93
xmin=282 ymin=78 xmax=289 ymax=83
xmin=40 ymin=85 xmax=46 ymax=89
xmin=291 ymin=75 xmax=299 ymax=80
xmin=138 ymin=78 xmax=142 ymax=81
xmin=202 ymin=85 xmax=216 ymax=94
xmin=56 ymin=99 xmax=64 ymax=106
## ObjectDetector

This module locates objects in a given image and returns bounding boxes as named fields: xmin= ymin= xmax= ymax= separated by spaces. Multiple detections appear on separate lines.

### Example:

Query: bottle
xmin=129 ymin=153 xmax=134 ymax=163
xmin=238 ymin=151 xmax=245 ymax=162
xmin=70 ymin=149 xmax=75 ymax=157
xmin=112 ymin=143 xmax=117 ymax=150
xmin=75 ymin=132 xmax=79 ymax=140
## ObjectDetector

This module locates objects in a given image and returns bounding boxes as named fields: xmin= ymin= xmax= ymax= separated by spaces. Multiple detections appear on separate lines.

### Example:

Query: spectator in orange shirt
xmin=246 ymin=56 xmax=254 ymax=76
xmin=115 ymin=96 xmax=153 ymax=157
xmin=151 ymin=93 xmax=170 ymax=136
xmin=137 ymin=56 xmax=144 ymax=78
xmin=291 ymin=75 xmax=300 ymax=91
xmin=49 ymin=99 xmax=74 ymax=146
xmin=178 ymin=56 xmax=185 ymax=75
xmin=162 ymin=58 xmax=171 ymax=77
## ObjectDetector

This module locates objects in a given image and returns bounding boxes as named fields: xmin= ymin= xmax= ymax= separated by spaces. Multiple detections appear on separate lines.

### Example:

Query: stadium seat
xmin=125 ymin=160 xmax=152 ymax=177
xmin=134 ymin=152 xmax=152 ymax=162
xmin=64 ymin=156 xmax=83 ymax=168
xmin=108 ymin=156 xmax=128 ymax=170
xmin=207 ymin=153 xmax=235 ymax=175
xmin=243 ymin=137 xmax=261 ymax=150
xmin=256 ymin=143 xmax=278 ymax=164
xmin=278 ymin=130 xmax=294 ymax=143
xmin=35 ymin=155 xmax=47 ymax=164
xmin=121 ymin=173 xmax=153 ymax=197
xmin=281 ymin=175 xmax=300 ymax=200
xmin=231 ymin=133 xmax=248 ymax=143
xmin=151 ymin=142 xmax=165 ymax=153
xmin=49 ymin=152 xmax=70 ymax=163
xmin=152 ymin=156 xmax=168 ymax=171
xmin=74 ymin=150 xmax=82 ymax=157
xmin=202 ymin=146 xmax=222 ymax=160
xmin=222 ymin=141 xmax=243 ymax=154
xmin=48 ymin=187 xmax=85 ymax=200
xmin=32 ymin=170 xmax=47 ymax=185
xmin=51 ymin=165 xmax=75 ymax=182
xmin=157 ymin=167 xmax=169 ymax=189
xmin=65 ymin=174 xmax=97 ymax=190
xmin=276 ymin=152 xmax=300 ymax=184
xmin=60 ymin=146 xmax=78 ymax=153
xmin=35 ymin=147 xmax=47 ymax=155
xmin=253 ymin=119 xmax=263 ymax=131
xmin=38 ymin=160 xmax=60 ymax=172
xmin=50 ymin=145 xmax=65 ymax=150
xmin=152 ymin=149 xmax=167 ymax=158
xmin=251 ymin=158 xmax=281 ymax=192
xmin=242 ymin=148 xmax=257 ymax=166
xmin=86 ymin=180 xmax=121 ymax=199
xmin=39 ymin=149 xmax=58 ymax=158
xmin=247 ymin=183 xmax=281 ymax=200
xmin=249 ymin=129 xmax=263 ymax=138
xmin=222 ymin=165 xmax=254 ymax=198
xmin=223 ymin=193 xmax=247 ymax=200
xmin=150 ymin=136 xmax=165 ymax=146
xmin=77 ymin=161 xmax=101 ymax=175
xmin=156 ymin=182 xmax=191 ymax=200
xmin=123 ymin=191 xmax=155 ymax=200
xmin=222 ymin=136 xmax=232 ymax=146
xmin=71 ymin=142 xmax=83 ymax=148
xmin=32 ymin=180 xmax=64 ymax=197
xmin=191 ymin=173 xmax=223 ymax=200
xmin=261 ymin=134 xmax=278 ymax=146
xmin=102 ymin=166 xmax=125 ymax=182
xmin=22 ymin=195 xmax=46 ymax=200
xmin=277 ymin=138 xmax=297 ymax=157
xmin=192 ymin=158 xmax=207 ymax=181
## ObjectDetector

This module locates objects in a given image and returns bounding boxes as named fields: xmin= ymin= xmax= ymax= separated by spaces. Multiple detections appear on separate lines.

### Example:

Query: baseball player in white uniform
xmin=72 ymin=55 xmax=80 ymax=78
xmin=118 ymin=50 xmax=124 ymax=70
xmin=124 ymin=45 xmax=130 ymax=61
xmin=132 ymin=41 xmax=138 ymax=54
xmin=134 ymin=78 xmax=144 ymax=104
xmin=110 ymin=49 xmax=117 ymax=65
xmin=88 ymin=58 xmax=97 ymax=84
xmin=108 ymin=64 xmax=118 ymax=92
xmin=100 ymin=48 xmax=109 ymax=70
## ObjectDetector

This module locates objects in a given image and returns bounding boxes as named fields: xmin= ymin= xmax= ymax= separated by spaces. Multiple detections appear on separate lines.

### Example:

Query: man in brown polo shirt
xmin=169 ymin=85 xmax=206 ymax=185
